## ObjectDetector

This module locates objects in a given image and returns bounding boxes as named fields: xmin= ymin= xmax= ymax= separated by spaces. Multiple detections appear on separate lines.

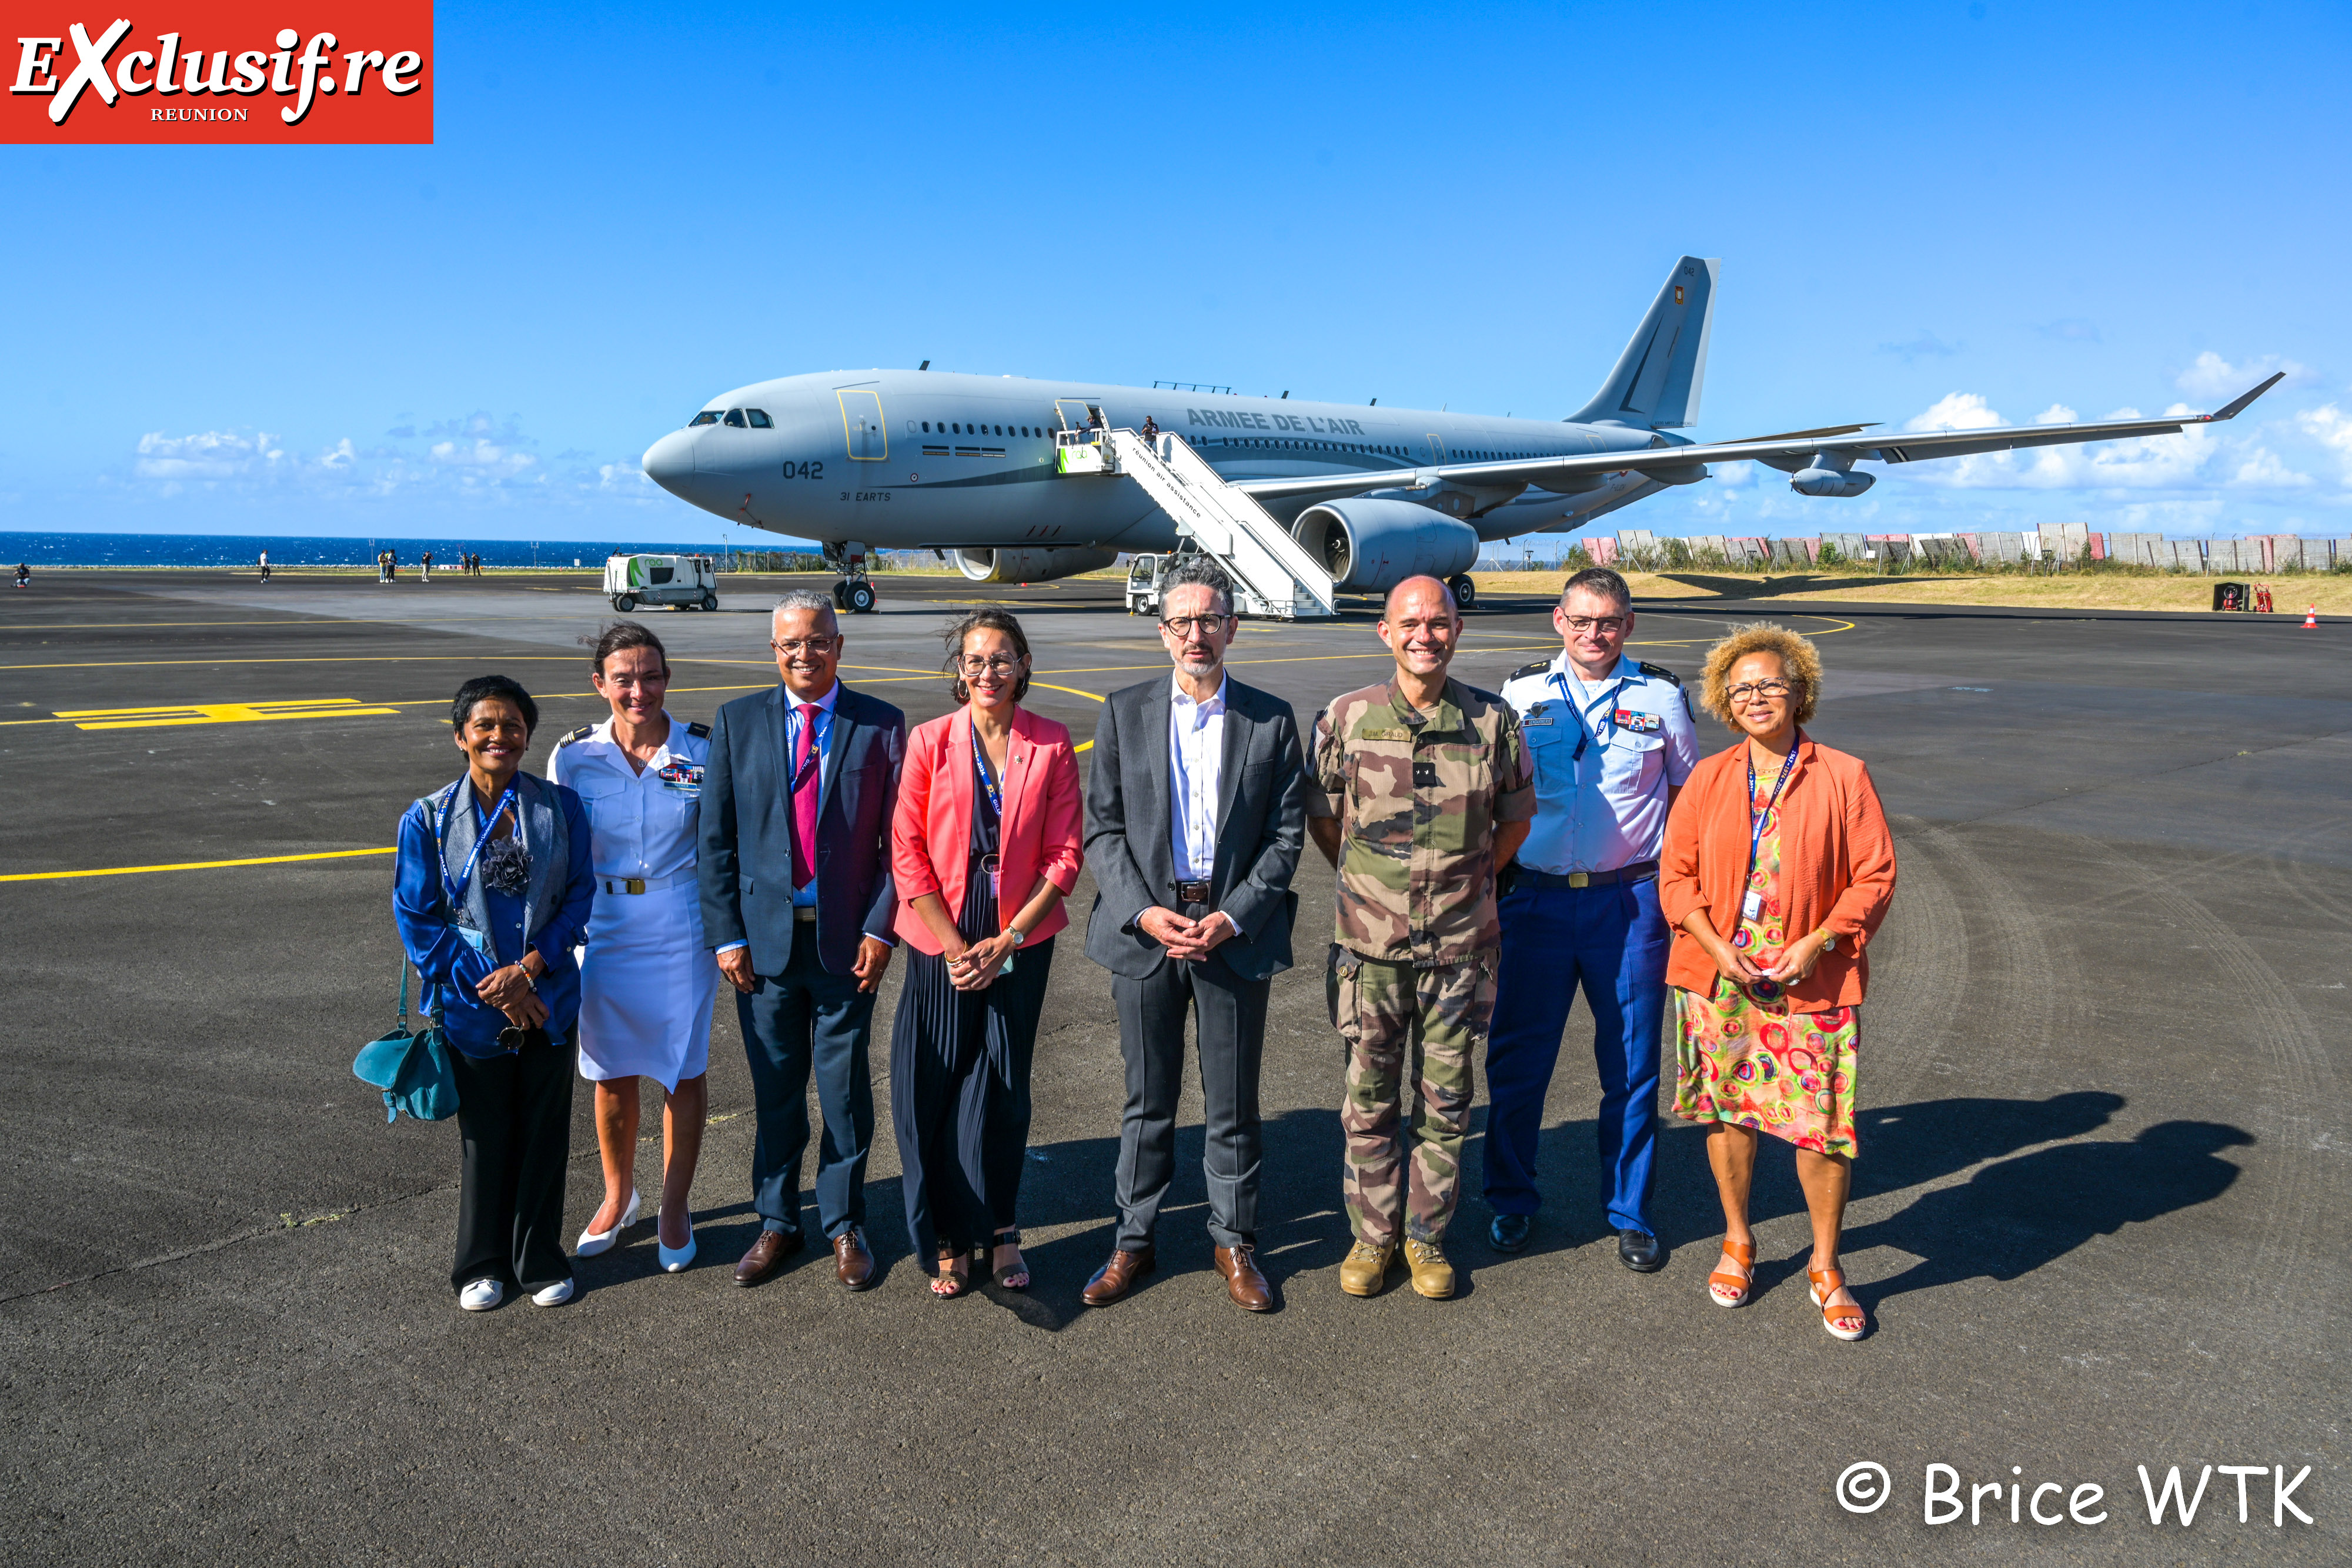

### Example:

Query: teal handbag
xmin=352 ymin=962 xmax=461 ymax=1123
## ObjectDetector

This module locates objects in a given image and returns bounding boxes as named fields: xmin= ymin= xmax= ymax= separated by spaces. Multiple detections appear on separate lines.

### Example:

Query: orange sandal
xmin=1708 ymin=1238 xmax=1755 ymax=1308
xmin=1808 ymin=1265 xmax=1867 ymax=1341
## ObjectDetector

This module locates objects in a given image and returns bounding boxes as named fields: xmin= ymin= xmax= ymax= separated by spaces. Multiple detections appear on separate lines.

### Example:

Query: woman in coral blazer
xmin=1659 ymin=623 xmax=1895 ymax=1342
xmin=889 ymin=609 xmax=1083 ymax=1298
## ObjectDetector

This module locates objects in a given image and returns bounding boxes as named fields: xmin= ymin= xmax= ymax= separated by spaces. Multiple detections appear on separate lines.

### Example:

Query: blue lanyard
xmin=1550 ymin=669 xmax=1623 ymax=761
xmin=443 ymin=783 xmax=519 ymax=907
xmin=971 ymin=725 xmax=1004 ymax=818
xmin=1744 ymin=738 xmax=1800 ymax=888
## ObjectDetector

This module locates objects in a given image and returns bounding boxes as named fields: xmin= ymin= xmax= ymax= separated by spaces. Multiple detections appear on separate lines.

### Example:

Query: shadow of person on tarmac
xmin=1838 ymin=1119 xmax=2254 ymax=1304
xmin=1525 ymin=1089 xmax=2130 ymax=1260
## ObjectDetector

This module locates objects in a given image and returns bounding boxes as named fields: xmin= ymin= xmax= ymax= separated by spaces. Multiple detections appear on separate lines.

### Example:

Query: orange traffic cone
xmin=2303 ymin=606 xmax=2319 ymax=628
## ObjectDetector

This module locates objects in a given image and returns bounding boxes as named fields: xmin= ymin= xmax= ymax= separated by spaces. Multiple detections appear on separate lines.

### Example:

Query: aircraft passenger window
xmin=746 ymin=409 xmax=772 ymax=428
xmin=724 ymin=410 xmax=746 ymax=427
xmin=689 ymin=411 xmax=719 ymax=426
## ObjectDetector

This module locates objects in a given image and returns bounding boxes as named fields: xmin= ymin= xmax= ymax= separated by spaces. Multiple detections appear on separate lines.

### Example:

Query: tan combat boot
xmin=1405 ymin=1238 xmax=1455 ymax=1299
xmin=1339 ymin=1239 xmax=1395 ymax=1297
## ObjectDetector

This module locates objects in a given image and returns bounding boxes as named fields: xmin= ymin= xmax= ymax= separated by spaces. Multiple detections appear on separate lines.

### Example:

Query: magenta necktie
xmin=790 ymin=703 xmax=819 ymax=888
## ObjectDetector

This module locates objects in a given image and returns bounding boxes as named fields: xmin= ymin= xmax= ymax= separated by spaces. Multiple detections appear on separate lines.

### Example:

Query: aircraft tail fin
xmin=1569 ymin=256 xmax=1720 ymax=429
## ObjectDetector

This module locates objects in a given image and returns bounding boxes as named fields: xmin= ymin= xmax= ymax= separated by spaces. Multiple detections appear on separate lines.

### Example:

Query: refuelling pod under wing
xmin=1291 ymin=499 xmax=1479 ymax=593
xmin=1790 ymin=467 xmax=1876 ymax=497
xmin=956 ymin=546 xmax=1120 ymax=583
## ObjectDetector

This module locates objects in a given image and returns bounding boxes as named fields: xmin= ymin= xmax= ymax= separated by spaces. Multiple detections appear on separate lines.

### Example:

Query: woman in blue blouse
xmin=393 ymin=675 xmax=596 ymax=1311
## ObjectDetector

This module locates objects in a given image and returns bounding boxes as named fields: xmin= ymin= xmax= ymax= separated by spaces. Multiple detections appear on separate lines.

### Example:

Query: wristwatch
xmin=1817 ymin=930 xmax=1836 ymax=952
xmin=1006 ymin=926 xmax=1027 ymax=948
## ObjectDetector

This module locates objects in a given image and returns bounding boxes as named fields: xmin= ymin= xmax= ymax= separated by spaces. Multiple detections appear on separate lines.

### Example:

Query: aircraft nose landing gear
xmin=824 ymin=540 xmax=879 ymax=614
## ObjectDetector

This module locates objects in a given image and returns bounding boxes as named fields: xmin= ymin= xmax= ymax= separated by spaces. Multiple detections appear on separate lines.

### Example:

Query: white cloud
xmin=134 ymin=429 xmax=284 ymax=479
xmin=2176 ymin=351 xmax=2317 ymax=400
xmin=1897 ymin=394 xmax=2216 ymax=489
xmin=2296 ymin=405 xmax=2352 ymax=483
xmin=2229 ymin=446 xmax=2311 ymax=488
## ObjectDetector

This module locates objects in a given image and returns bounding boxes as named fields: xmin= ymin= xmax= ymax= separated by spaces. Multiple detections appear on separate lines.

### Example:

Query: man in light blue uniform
xmin=1484 ymin=566 xmax=1698 ymax=1271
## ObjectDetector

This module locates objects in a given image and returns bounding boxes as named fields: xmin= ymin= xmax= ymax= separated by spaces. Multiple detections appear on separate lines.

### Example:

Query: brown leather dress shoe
xmin=1081 ymin=1246 xmax=1154 ymax=1306
xmin=832 ymin=1227 xmax=876 ymax=1290
xmin=1214 ymin=1244 xmax=1274 ymax=1312
xmin=733 ymin=1228 xmax=803 ymax=1287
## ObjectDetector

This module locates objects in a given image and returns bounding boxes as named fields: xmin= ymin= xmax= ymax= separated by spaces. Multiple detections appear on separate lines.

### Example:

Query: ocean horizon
xmin=0 ymin=530 xmax=814 ymax=570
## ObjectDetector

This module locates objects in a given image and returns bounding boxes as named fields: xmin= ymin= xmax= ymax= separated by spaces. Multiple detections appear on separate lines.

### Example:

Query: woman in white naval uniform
xmin=549 ymin=622 xmax=718 ymax=1273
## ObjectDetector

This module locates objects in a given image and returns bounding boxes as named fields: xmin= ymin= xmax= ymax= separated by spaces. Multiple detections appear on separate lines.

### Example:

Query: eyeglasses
xmin=1725 ymin=679 xmax=1796 ymax=703
xmin=1158 ymin=615 xmax=1230 ymax=637
xmin=957 ymin=655 xmax=1024 ymax=676
xmin=1562 ymin=616 xmax=1628 ymax=634
xmin=770 ymin=637 xmax=838 ymax=656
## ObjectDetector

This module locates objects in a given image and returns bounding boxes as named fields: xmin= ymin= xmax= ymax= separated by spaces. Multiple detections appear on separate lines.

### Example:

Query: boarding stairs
xmin=1063 ymin=427 xmax=1337 ymax=619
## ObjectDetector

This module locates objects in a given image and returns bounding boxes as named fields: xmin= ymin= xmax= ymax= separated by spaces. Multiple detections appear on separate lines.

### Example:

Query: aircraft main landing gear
xmin=1448 ymin=573 xmax=1478 ymax=610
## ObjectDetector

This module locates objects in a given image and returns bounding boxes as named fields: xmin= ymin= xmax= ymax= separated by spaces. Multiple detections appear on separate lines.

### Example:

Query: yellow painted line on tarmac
xmin=0 ymin=847 xmax=395 ymax=883
xmin=55 ymin=697 xmax=403 ymax=731
xmin=0 ymin=618 xmax=386 ymax=631
xmin=1027 ymin=680 xmax=1107 ymax=752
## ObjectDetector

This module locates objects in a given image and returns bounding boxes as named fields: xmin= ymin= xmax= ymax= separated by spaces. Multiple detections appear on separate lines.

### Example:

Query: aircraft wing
xmin=1230 ymin=374 xmax=2284 ymax=502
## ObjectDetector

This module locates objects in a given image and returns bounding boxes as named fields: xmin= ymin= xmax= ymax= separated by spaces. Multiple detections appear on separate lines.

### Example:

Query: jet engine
xmin=1790 ymin=467 xmax=1876 ymax=497
xmin=954 ymin=546 xmax=1120 ymax=583
xmin=1291 ymin=499 xmax=1479 ymax=593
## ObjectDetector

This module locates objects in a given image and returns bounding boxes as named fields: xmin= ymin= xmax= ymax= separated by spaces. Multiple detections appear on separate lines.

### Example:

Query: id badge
xmin=1741 ymin=889 xmax=1763 ymax=922
xmin=981 ymin=854 xmax=1012 ymax=971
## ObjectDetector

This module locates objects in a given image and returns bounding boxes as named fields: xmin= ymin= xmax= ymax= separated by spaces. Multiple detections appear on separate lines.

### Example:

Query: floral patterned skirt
xmin=1672 ymin=978 xmax=1859 ymax=1158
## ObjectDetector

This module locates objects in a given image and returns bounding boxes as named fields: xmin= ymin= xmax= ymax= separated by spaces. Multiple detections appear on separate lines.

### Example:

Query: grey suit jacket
xmin=1083 ymin=673 xmax=1307 ymax=982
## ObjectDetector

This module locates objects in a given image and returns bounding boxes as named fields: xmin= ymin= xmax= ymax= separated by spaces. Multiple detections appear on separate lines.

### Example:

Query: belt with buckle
xmin=1516 ymin=860 xmax=1658 ymax=890
xmin=794 ymin=906 xmax=818 ymax=923
xmin=600 ymin=867 xmax=697 ymax=895
xmin=1172 ymin=878 xmax=1212 ymax=904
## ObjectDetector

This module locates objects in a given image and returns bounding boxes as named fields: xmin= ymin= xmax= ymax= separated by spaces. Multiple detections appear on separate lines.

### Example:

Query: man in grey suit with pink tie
xmin=700 ymin=590 xmax=906 ymax=1292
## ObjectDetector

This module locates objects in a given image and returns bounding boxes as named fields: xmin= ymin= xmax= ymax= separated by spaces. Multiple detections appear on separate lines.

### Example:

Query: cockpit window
xmin=745 ymin=409 xmax=773 ymax=429
xmin=689 ymin=411 xmax=720 ymax=426
xmin=723 ymin=409 xmax=747 ymax=428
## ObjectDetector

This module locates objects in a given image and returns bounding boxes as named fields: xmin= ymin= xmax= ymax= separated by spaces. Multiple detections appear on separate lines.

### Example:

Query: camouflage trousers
xmin=1328 ymin=945 xmax=1498 ymax=1246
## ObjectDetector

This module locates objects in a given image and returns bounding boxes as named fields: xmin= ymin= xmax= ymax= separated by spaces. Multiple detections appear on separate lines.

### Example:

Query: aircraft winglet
xmin=2206 ymin=372 xmax=2286 ymax=422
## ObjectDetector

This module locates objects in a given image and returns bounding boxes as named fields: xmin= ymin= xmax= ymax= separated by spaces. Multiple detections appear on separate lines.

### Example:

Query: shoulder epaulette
xmin=1509 ymin=660 xmax=1552 ymax=681
xmin=554 ymin=724 xmax=596 ymax=747
xmin=1636 ymin=660 xmax=1682 ymax=687
xmin=686 ymin=721 xmax=710 ymax=738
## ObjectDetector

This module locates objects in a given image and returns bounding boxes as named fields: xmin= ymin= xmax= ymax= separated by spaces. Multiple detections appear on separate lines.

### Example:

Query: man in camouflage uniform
xmin=1307 ymin=575 xmax=1535 ymax=1299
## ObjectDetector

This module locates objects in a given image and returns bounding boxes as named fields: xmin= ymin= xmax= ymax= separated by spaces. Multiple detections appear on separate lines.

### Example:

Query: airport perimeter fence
xmin=1571 ymin=530 xmax=2352 ymax=577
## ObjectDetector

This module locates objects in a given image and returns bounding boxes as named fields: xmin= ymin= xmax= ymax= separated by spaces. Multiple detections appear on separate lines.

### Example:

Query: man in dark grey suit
xmin=700 ymin=590 xmax=906 ymax=1292
xmin=1081 ymin=556 xmax=1307 ymax=1310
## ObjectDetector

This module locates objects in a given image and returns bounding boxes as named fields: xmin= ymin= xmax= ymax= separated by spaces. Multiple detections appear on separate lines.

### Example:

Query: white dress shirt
xmin=1168 ymin=672 xmax=1227 ymax=884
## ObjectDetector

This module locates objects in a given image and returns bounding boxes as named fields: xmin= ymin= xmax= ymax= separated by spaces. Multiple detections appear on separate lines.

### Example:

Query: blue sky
xmin=5 ymin=1 xmax=2348 ymax=544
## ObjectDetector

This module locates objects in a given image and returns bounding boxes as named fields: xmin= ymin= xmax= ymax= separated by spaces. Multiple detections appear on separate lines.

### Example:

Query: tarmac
xmin=1 ymin=566 xmax=2344 ymax=1565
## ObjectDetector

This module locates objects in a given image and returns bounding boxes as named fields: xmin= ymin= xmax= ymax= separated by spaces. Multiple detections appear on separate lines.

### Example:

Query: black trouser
xmin=450 ymin=1041 xmax=575 ymax=1294
xmin=1111 ymin=936 xmax=1268 ymax=1252
xmin=736 ymin=919 xmax=877 ymax=1241
xmin=891 ymin=936 xmax=1055 ymax=1261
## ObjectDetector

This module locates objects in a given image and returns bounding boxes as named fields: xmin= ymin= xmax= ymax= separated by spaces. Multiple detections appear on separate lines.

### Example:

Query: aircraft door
xmin=838 ymin=389 xmax=888 ymax=462
xmin=1424 ymin=434 xmax=1449 ymax=463
xmin=1055 ymin=399 xmax=1109 ymax=433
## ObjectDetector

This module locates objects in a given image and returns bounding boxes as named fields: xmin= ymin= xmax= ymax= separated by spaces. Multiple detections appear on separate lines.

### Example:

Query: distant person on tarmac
xmin=14 ymin=562 xmax=28 ymax=588
xmin=392 ymin=674 xmax=596 ymax=1312
xmin=422 ymin=550 xmax=434 ymax=583
xmin=1661 ymin=623 xmax=1896 ymax=1342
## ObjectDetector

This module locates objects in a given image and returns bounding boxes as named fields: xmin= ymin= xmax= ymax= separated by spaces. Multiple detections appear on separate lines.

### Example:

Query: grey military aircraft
xmin=640 ymin=255 xmax=2281 ymax=613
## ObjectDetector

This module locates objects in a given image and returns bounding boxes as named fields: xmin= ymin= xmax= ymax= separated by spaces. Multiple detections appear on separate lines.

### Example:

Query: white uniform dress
xmin=549 ymin=715 xmax=717 ymax=1091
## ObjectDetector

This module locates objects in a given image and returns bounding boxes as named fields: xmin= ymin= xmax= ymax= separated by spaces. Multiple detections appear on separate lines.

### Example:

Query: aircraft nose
xmin=642 ymin=430 xmax=696 ymax=497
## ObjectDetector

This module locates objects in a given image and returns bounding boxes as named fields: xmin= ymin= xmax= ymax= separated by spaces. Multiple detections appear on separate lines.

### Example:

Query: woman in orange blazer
xmin=1659 ymin=623 xmax=1895 ymax=1341
xmin=888 ymin=609 xmax=1084 ymax=1298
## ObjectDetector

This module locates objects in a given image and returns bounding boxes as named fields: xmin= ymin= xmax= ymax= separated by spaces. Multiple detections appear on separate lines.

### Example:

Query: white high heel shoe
xmin=574 ymin=1189 xmax=640 ymax=1256
xmin=657 ymin=1207 xmax=697 ymax=1273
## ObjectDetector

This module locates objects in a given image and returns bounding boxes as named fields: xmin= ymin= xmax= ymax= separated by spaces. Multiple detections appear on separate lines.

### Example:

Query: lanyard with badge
xmin=1741 ymin=739 xmax=1800 ymax=926
xmin=442 ymin=783 xmax=519 ymax=909
xmin=971 ymin=726 xmax=1014 ymax=970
